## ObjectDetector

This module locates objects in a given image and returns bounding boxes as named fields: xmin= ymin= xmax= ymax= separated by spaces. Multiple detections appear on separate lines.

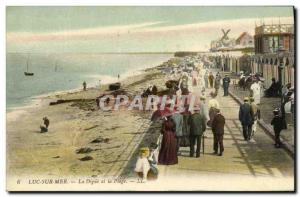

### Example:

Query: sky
xmin=6 ymin=6 xmax=294 ymax=53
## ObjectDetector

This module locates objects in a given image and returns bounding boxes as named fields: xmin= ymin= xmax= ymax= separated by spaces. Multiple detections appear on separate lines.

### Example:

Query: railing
xmin=255 ymin=24 xmax=294 ymax=35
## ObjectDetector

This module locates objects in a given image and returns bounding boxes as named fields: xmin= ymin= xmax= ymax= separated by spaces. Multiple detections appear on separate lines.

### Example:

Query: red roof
xmin=236 ymin=32 xmax=251 ymax=43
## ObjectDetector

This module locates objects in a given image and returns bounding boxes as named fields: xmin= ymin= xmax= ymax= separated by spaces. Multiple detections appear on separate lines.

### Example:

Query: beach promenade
xmin=229 ymin=85 xmax=295 ymax=156
xmin=157 ymin=82 xmax=294 ymax=191
xmin=6 ymin=56 xmax=295 ymax=191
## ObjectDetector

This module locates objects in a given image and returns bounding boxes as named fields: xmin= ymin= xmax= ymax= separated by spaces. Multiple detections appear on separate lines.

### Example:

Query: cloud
xmin=6 ymin=17 xmax=294 ymax=52
xmin=6 ymin=21 xmax=166 ymax=43
xmin=138 ymin=17 xmax=293 ymax=36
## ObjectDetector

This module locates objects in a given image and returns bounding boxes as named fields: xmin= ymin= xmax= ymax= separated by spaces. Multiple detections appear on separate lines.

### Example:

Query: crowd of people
xmin=74 ymin=56 xmax=293 ymax=182
xmin=36 ymin=54 xmax=293 ymax=183
xmin=133 ymin=55 xmax=294 ymax=181
xmin=238 ymin=72 xmax=294 ymax=148
xmin=135 ymin=56 xmax=229 ymax=181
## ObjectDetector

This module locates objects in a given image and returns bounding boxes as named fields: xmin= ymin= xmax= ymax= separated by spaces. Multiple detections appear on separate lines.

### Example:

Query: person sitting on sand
xmin=40 ymin=117 xmax=50 ymax=133
xmin=152 ymin=85 xmax=158 ymax=95
xmin=142 ymin=85 xmax=154 ymax=97
xmin=105 ymin=97 xmax=110 ymax=105
xmin=96 ymin=97 xmax=100 ymax=108
xmin=43 ymin=117 xmax=50 ymax=128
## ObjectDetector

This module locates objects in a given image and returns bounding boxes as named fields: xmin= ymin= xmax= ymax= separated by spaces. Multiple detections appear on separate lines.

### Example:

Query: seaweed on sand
xmin=76 ymin=147 xmax=100 ymax=154
xmin=79 ymin=156 xmax=93 ymax=161
xmin=84 ymin=125 xmax=99 ymax=130
xmin=70 ymin=100 xmax=95 ymax=111
xmin=90 ymin=137 xmax=110 ymax=144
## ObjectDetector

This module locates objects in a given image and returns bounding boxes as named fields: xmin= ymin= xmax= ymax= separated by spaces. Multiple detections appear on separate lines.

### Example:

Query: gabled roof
xmin=236 ymin=32 xmax=252 ymax=42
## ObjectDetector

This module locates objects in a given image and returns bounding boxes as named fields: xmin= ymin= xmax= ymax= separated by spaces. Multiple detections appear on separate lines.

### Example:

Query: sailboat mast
xmin=24 ymin=54 xmax=34 ymax=76
xmin=26 ymin=58 xmax=29 ymax=72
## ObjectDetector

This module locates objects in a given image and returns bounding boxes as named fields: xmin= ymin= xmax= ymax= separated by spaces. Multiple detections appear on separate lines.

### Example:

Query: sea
xmin=6 ymin=53 xmax=173 ymax=111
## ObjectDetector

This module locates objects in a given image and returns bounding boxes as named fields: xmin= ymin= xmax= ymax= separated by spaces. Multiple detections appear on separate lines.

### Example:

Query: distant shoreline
xmin=7 ymin=52 xmax=176 ymax=55
xmin=6 ymin=53 xmax=173 ymax=111
xmin=6 ymin=51 xmax=209 ymax=55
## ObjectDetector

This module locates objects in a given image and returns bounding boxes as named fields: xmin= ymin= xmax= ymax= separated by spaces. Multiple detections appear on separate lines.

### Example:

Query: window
xmin=268 ymin=36 xmax=278 ymax=53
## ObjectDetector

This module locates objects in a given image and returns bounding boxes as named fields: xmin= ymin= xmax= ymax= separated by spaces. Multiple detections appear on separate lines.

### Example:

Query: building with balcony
xmin=253 ymin=24 xmax=294 ymax=87
xmin=254 ymin=24 xmax=294 ymax=54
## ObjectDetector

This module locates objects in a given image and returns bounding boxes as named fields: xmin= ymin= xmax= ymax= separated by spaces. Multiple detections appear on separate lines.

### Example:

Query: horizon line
xmin=6 ymin=51 xmax=210 ymax=55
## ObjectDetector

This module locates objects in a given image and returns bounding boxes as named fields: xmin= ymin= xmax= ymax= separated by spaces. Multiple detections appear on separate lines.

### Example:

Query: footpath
xmin=157 ymin=85 xmax=294 ymax=191
xmin=228 ymin=77 xmax=294 ymax=157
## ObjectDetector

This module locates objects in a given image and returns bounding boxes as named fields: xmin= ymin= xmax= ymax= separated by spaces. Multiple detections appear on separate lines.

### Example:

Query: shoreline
xmin=6 ymin=52 xmax=174 ymax=112
xmin=6 ymin=57 xmax=170 ymax=181
xmin=6 ymin=57 xmax=169 ymax=121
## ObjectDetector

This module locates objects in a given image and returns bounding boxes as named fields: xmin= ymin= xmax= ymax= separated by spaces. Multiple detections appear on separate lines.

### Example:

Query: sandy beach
xmin=7 ymin=64 xmax=168 ymax=182
xmin=6 ymin=55 xmax=295 ymax=192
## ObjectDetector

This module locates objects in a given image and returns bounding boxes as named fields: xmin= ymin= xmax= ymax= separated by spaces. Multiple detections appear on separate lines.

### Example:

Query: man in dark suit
xmin=189 ymin=108 xmax=206 ymax=158
xmin=271 ymin=108 xmax=285 ymax=148
xmin=211 ymin=108 xmax=225 ymax=156
xmin=239 ymin=97 xmax=253 ymax=141
xmin=222 ymin=74 xmax=231 ymax=96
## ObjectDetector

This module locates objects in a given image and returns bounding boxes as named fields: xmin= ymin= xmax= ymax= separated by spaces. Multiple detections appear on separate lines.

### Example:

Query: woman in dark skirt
xmin=180 ymin=108 xmax=191 ymax=147
xmin=158 ymin=116 xmax=178 ymax=165
xmin=177 ymin=93 xmax=191 ymax=147
xmin=208 ymin=72 xmax=214 ymax=88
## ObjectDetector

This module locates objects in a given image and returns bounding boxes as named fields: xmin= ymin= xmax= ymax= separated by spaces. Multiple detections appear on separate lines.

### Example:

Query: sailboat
xmin=24 ymin=56 xmax=34 ymax=76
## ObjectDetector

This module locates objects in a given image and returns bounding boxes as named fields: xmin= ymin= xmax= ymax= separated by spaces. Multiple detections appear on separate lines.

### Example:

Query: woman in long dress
xmin=214 ymin=74 xmax=221 ymax=94
xmin=180 ymin=108 xmax=191 ymax=147
xmin=204 ymin=70 xmax=209 ymax=88
xmin=208 ymin=72 xmax=214 ymax=88
xmin=250 ymin=80 xmax=261 ymax=104
xmin=177 ymin=92 xmax=191 ymax=147
xmin=158 ymin=116 xmax=178 ymax=165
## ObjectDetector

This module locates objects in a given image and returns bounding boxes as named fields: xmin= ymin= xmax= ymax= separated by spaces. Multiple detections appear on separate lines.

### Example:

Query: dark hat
xmin=273 ymin=108 xmax=280 ymax=115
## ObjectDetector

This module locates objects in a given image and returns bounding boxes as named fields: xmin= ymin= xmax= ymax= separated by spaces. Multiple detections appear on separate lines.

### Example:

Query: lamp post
xmin=250 ymin=56 xmax=254 ymax=74
xmin=277 ymin=47 xmax=285 ymax=93
xmin=278 ymin=48 xmax=285 ymax=84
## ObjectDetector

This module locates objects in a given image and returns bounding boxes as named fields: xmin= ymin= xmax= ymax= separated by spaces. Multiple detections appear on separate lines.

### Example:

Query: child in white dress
xmin=134 ymin=147 xmax=150 ymax=181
